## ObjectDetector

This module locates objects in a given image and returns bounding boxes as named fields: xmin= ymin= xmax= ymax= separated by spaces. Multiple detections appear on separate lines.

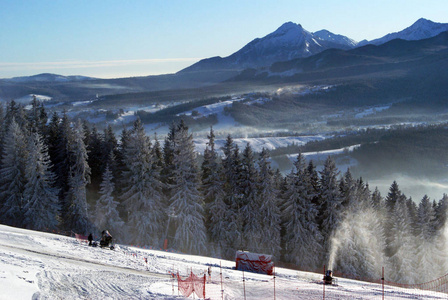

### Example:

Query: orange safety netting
xmin=177 ymin=271 xmax=206 ymax=299
xmin=384 ymin=273 xmax=448 ymax=294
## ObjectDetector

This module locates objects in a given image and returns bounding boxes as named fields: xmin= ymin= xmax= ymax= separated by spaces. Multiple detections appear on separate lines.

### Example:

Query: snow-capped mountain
xmin=360 ymin=18 xmax=448 ymax=46
xmin=180 ymin=22 xmax=357 ymax=73
xmin=314 ymin=29 xmax=358 ymax=48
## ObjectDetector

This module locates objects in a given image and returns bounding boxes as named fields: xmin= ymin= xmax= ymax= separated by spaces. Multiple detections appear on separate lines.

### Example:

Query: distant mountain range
xmin=180 ymin=22 xmax=357 ymax=74
xmin=0 ymin=18 xmax=447 ymax=102
xmin=181 ymin=18 xmax=448 ymax=74
xmin=4 ymin=73 xmax=96 ymax=83
xmin=359 ymin=18 xmax=448 ymax=46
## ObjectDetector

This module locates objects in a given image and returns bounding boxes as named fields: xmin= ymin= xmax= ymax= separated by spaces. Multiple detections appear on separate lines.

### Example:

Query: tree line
xmin=0 ymin=98 xmax=447 ymax=284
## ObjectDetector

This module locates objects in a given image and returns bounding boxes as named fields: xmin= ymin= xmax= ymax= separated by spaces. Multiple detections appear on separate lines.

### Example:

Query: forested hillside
xmin=0 ymin=99 xmax=448 ymax=284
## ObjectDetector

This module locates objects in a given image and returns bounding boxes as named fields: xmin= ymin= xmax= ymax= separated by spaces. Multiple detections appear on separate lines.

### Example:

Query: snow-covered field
xmin=194 ymin=135 xmax=326 ymax=155
xmin=0 ymin=225 xmax=445 ymax=299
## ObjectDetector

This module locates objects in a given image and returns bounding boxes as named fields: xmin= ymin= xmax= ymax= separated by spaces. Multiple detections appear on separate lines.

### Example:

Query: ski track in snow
xmin=0 ymin=225 xmax=446 ymax=299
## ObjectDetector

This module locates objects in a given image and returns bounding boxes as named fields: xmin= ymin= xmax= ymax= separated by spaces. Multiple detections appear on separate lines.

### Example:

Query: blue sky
xmin=0 ymin=0 xmax=447 ymax=79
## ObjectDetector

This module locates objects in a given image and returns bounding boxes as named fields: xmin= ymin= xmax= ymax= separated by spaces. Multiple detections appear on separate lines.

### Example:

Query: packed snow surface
xmin=0 ymin=225 xmax=445 ymax=299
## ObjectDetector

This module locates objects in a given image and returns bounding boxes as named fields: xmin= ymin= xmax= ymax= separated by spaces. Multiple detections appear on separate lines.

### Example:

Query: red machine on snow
xmin=235 ymin=251 xmax=274 ymax=275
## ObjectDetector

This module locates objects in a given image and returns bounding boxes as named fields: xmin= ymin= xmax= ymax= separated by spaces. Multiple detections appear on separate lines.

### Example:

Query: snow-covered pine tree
xmin=26 ymin=96 xmax=47 ymax=135
xmin=220 ymin=134 xmax=242 ymax=257
xmin=257 ymin=148 xmax=281 ymax=259
xmin=339 ymin=168 xmax=356 ymax=208
xmin=114 ymin=126 xmax=131 ymax=200
xmin=169 ymin=123 xmax=207 ymax=254
xmin=433 ymin=194 xmax=448 ymax=276
xmin=201 ymin=127 xmax=226 ymax=256
xmin=318 ymin=156 xmax=342 ymax=254
xmin=86 ymin=124 xmax=104 ymax=189
xmin=120 ymin=118 xmax=165 ymax=246
xmin=387 ymin=196 xmax=417 ymax=284
xmin=161 ymin=121 xmax=176 ymax=196
xmin=415 ymin=195 xmax=438 ymax=281
xmin=22 ymin=132 xmax=60 ymax=231
xmin=333 ymin=178 xmax=385 ymax=279
xmin=4 ymin=100 xmax=28 ymax=131
xmin=240 ymin=142 xmax=261 ymax=252
xmin=103 ymin=124 xmax=118 ymax=163
xmin=281 ymin=153 xmax=323 ymax=269
xmin=53 ymin=112 xmax=73 ymax=214
xmin=0 ymin=119 xmax=27 ymax=226
xmin=95 ymin=162 xmax=124 ymax=239
xmin=63 ymin=119 xmax=92 ymax=233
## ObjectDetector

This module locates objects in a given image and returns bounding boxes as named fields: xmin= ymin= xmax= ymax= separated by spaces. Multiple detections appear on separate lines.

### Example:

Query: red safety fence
xmin=177 ymin=271 xmax=206 ymax=299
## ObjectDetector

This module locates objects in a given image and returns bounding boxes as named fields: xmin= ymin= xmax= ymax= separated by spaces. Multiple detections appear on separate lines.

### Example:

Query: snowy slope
xmin=0 ymin=225 xmax=446 ymax=299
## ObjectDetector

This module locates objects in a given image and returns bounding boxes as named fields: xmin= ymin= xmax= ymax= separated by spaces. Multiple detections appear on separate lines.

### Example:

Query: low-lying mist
xmin=367 ymin=174 xmax=448 ymax=202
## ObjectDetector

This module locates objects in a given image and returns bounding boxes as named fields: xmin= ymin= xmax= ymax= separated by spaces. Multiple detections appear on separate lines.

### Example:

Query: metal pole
xmin=243 ymin=269 xmax=246 ymax=300
xmin=382 ymin=266 xmax=384 ymax=300
xmin=172 ymin=264 xmax=174 ymax=294
xmin=323 ymin=265 xmax=326 ymax=300
xmin=273 ymin=263 xmax=276 ymax=300
xmin=220 ymin=261 xmax=224 ymax=300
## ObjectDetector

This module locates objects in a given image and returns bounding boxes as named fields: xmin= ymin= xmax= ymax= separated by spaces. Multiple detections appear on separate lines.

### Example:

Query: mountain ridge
xmin=179 ymin=22 xmax=357 ymax=74
xmin=360 ymin=18 xmax=448 ymax=46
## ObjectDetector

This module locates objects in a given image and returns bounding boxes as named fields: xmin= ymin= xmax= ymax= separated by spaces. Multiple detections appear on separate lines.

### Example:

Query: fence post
xmin=273 ymin=263 xmax=276 ymax=300
xmin=220 ymin=261 xmax=224 ymax=300
xmin=243 ymin=269 xmax=246 ymax=300
xmin=382 ymin=266 xmax=384 ymax=300
xmin=171 ymin=265 xmax=174 ymax=294
xmin=323 ymin=265 xmax=326 ymax=300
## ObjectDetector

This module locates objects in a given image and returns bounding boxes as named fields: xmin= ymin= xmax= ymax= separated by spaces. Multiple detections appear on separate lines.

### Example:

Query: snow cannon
xmin=324 ymin=270 xmax=333 ymax=285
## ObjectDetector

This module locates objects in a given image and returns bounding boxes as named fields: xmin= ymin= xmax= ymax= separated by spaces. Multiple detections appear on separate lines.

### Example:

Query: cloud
xmin=0 ymin=58 xmax=201 ymax=71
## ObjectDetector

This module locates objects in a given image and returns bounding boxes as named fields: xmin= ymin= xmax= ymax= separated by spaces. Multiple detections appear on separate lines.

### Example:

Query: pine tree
xmin=240 ymin=143 xmax=261 ymax=252
xmin=22 ymin=132 xmax=60 ymax=231
xmin=201 ymin=127 xmax=227 ymax=255
xmin=257 ymin=148 xmax=281 ymax=258
xmin=385 ymin=181 xmax=401 ymax=212
xmin=281 ymin=153 xmax=323 ymax=269
xmin=0 ymin=119 xmax=27 ymax=226
xmin=53 ymin=112 xmax=73 ymax=212
xmin=120 ymin=119 xmax=165 ymax=246
xmin=26 ymin=96 xmax=47 ymax=135
xmin=63 ymin=120 xmax=92 ymax=233
xmin=387 ymin=196 xmax=417 ymax=284
xmin=95 ymin=163 xmax=124 ymax=239
xmin=169 ymin=123 xmax=207 ymax=254
xmin=86 ymin=124 xmax=104 ymax=189
xmin=220 ymin=134 xmax=242 ymax=257
xmin=318 ymin=156 xmax=342 ymax=254
xmin=333 ymin=179 xmax=385 ymax=279
xmin=415 ymin=195 xmax=437 ymax=281
xmin=340 ymin=168 xmax=355 ymax=208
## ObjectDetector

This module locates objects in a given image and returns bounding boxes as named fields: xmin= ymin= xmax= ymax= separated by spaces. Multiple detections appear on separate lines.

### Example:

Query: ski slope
xmin=0 ymin=225 xmax=445 ymax=299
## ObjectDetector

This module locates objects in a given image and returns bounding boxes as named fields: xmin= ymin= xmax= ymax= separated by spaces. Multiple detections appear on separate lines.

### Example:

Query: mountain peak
xmin=272 ymin=22 xmax=304 ymax=36
xmin=367 ymin=18 xmax=448 ymax=45
xmin=413 ymin=18 xmax=433 ymax=25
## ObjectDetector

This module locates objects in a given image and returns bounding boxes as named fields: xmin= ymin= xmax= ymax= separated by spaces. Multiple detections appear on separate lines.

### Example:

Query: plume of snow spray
xmin=327 ymin=205 xmax=386 ymax=279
